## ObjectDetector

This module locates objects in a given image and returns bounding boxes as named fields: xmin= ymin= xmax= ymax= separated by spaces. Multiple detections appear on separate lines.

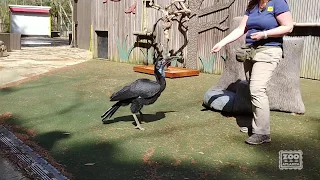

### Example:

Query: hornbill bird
xmin=101 ymin=56 xmax=177 ymax=130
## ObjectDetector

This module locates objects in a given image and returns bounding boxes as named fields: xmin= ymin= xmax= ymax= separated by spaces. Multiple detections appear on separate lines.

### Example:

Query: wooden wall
xmin=287 ymin=0 xmax=320 ymax=80
xmin=77 ymin=0 xmax=320 ymax=80
xmin=89 ymin=0 xmax=141 ymax=62
xmin=0 ymin=33 xmax=21 ymax=51
xmin=77 ymin=0 xmax=92 ymax=50
xmin=81 ymin=0 xmax=241 ymax=68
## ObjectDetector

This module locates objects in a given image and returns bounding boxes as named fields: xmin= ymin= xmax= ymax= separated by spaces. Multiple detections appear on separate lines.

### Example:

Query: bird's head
xmin=155 ymin=56 xmax=181 ymax=77
xmin=155 ymin=57 xmax=169 ymax=77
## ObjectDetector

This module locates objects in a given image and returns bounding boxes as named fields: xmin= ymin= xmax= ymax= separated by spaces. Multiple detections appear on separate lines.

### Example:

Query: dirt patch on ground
xmin=143 ymin=147 xmax=156 ymax=165
xmin=1 ymin=61 xmax=88 ymax=89
xmin=0 ymin=112 xmax=13 ymax=124
xmin=0 ymin=45 xmax=92 ymax=87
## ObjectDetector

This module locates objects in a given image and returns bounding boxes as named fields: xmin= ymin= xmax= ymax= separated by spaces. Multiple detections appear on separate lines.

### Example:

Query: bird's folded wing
xmin=110 ymin=79 xmax=161 ymax=101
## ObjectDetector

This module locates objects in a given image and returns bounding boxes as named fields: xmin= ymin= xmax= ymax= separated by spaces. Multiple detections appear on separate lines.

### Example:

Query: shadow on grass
xmin=34 ymin=131 xmax=72 ymax=151
xmin=102 ymin=111 xmax=175 ymax=126
xmin=201 ymin=105 xmax=253 ymax=133
xmin=0 ymin=79 xmax=76 ymax=95
xmin=2 ymin=114 xmax=319 ymax=180
xmin=55 ymin=129 xmax=320 ymax=180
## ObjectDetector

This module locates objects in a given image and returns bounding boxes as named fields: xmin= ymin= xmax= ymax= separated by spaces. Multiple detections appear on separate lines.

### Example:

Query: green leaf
xmin=199 ymin=54 xmax=215 ymax=73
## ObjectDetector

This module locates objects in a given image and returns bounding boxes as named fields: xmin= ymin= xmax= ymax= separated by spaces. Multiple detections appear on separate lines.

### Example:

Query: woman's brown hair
xmin=247 ymin=0 xmax=270 ymax=11
xmin=247 ymin=0 xmax=259 ymax=11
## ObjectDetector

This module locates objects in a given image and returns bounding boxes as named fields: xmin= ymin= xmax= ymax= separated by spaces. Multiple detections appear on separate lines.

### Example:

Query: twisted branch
xmin=148 ymin=0 xmax=191 ymax=58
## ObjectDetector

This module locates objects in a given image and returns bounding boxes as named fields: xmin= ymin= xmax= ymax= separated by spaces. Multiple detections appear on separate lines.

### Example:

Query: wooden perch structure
xmin=147 ymin=0 xmax=236 ymax=69
xmin=148 ymin=0 xmax=191 ymax=59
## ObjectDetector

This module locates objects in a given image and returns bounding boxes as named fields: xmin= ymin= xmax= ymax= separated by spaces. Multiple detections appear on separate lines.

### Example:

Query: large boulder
xmin=0 ymin=40 xmax=8 ymax=57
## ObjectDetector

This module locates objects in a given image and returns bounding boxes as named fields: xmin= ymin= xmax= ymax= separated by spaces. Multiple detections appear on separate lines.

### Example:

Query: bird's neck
xmin=154 ymin=67 xmax=166 ymax=91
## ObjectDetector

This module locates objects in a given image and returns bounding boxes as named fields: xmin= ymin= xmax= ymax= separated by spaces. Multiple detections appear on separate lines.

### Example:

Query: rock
xmin=0 ymin=42 xmax=8 ymax=57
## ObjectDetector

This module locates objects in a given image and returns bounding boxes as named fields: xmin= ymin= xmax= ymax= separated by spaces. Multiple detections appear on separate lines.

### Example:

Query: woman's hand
xmin=250 ymin=32 xmax=265 ymax=41
xmin=210 ymin=42 xmax=225 ymax=53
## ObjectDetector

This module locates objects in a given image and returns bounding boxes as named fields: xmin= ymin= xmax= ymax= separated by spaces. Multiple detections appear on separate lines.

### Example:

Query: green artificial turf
xmin=0 ymin=60 xmax=319 ymax=180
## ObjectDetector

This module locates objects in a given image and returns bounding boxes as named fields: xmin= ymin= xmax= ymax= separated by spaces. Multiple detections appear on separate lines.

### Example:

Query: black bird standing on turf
xmin=101 ymin=56 xmax=176 ymax=130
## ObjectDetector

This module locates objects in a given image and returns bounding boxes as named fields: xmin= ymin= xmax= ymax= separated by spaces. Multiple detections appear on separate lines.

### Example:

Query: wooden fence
xmin=0 ymin=33 xmax=21 ymax=51
xmin=76 ymin=0 xmax=320 ymax=80
xmin=77 ymin=0 xmax=91 ymax=50
xmin=287 ymin=0 xmax=320 ymax=80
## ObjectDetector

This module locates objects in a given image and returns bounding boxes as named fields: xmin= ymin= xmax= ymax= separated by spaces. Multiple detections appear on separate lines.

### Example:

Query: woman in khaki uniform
xmin=210 ymin=0 xmax=293 ymax=145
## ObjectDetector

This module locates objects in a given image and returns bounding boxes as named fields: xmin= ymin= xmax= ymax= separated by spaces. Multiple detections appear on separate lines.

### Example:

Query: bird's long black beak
xmin=162 ymin=56 xmax=180 ymax=66
xmin=162 ymin=59 xmax=170 ymax=66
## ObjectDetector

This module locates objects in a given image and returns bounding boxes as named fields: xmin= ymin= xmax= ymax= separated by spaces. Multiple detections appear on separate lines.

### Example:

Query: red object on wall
xmin=9 ymin=7 xmax=50 ymax=14
xmin=125 ymin=2 xmax=137 ymax=14
xmin=103 ymin=0 xmax=135 ymax=15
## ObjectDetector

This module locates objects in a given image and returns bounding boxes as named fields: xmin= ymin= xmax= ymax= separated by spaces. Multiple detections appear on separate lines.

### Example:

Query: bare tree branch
xmin=198 ymin=0 xmax=235 ymax=17
xmin=198 ymin=15 xmax=229 ymax=33
xmin=148 ymin=0 xmax=191 ymax=58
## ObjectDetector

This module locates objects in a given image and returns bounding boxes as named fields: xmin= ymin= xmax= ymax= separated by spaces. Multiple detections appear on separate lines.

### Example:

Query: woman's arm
xmin=219 ymin=15 xmax=248 ymax=45
xmin=250 ymin=11 xmax=293 ymax=40
xmin=210 ymin=15 xmax=248 ymax=53
xmin=266 ymin=12 xmax=294 ymax=37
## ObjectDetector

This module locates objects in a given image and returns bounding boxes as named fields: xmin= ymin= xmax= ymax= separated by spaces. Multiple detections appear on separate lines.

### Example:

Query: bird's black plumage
xmin=101 ymin=57 xmax=171 ymax=130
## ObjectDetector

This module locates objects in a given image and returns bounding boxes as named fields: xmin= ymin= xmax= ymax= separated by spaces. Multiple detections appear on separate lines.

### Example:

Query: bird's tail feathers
xmin=101 ymin=103 xmax=121 ymax=120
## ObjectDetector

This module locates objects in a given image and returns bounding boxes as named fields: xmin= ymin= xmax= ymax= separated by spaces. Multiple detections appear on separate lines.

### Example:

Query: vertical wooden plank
xmin=77 ymin=0 xmax=91 ymax=50
xmin=92 ymin=0 xmax=97 ymax=58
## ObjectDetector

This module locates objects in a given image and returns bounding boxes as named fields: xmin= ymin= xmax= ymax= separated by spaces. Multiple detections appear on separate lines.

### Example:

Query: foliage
xmin=170 ymin=52 xmax=182 ymax=67
xmin=147 ymin=47 xmax=154 ymax=65
xmin=0 ymin=0 xmax=72 ymax=33
xmin=115 ymin=35 xmax=135 ymax=63
xmin=199 ymin=54 xmax=215 ymax=73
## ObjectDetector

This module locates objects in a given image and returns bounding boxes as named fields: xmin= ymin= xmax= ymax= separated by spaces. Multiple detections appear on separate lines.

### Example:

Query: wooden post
xmin=0 ymin=19 xmax=3 ymax=33
xmin=71 ymin=0 xmax=78 ymax=48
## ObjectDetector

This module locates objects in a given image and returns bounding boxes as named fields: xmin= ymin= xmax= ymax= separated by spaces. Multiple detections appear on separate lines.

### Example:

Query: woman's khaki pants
xmin=244 ymin=47 xmax=282 ymax=135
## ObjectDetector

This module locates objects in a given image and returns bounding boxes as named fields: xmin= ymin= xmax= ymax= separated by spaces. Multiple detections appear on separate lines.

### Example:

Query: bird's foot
xmin=135 ymin=126 xmax=145 ymax=131
xmin=133 ymin=114 xmax=145 ymax=130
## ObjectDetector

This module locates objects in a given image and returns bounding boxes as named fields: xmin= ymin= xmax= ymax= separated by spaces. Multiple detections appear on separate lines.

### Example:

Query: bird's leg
xmin=132 ymin=114 xmax=145 ymax=130
xmin=139 ymin=111 xmax=145 ymax=124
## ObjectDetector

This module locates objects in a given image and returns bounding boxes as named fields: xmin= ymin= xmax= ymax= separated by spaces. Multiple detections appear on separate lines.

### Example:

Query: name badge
xmin=267 ymin=6 xmax=274 ymax=12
